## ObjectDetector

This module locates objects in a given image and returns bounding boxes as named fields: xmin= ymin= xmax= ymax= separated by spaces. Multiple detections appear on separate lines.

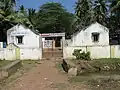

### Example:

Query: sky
xmin=17 ymin=0 xmax=76 ymax=13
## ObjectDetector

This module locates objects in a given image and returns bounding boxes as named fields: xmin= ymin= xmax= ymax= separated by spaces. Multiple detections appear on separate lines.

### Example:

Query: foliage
xmin=74 ymin=0 xmax=93 ymax=31
xmin=91 ymin=58 xmax=120 ymax=71
xmin=1 ymin=0 xmax=120 ymax=42
xmin=0 ymin=0 xmax=17 ymax=41
xmin=16 ymin=5 xmax=33 ymax=28
xmin=0 ymin=1 xmax=75 ymax=41
xmin=28 ymin=8 xmax=36 ymax=26
xmin=72 ymin=49 xmax=91 ymax=60
xmin=74 ymin=0 xmax=120 ymax=32
xmin=108 ymin=0 xmax=120 ymax=31
xmin=92 ymin=0 xmax=108 ymax=25
xmin=34 ymin=2 xmax=75 ymax=37
xmin=0 ymin=1 xmax=34 ymax=42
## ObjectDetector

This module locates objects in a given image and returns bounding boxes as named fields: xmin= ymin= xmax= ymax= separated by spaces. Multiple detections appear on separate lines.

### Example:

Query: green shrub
xmin=72 ymin=49 xmax=91 ymax=60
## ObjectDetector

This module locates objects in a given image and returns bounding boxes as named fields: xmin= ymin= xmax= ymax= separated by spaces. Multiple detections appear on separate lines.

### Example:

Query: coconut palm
xmin=15 ymin=5 xmax=33 ymax=28
xmin=110 ymin=0 xmax=120 ymax=11
xmin=108 ymin=0 xmax=120 ymax=30
xmin=0 ymin=0 xmax=16 ymax=30
xmin=0 ymin=0 xmax=33 ymax=41
xmin=92 ymin=0 xmax=108 ymax=25
xmin=28 ymin=8 xmax=36 ymax=25
xmin=0 ymin=0 xmax=17 ymax=42
xmin=74 ymin=0 xmax=92 ymax=30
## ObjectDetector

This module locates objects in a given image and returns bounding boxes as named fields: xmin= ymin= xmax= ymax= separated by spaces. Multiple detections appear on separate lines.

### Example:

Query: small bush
xmin=72 ymin=49 xmax=91 ymax=60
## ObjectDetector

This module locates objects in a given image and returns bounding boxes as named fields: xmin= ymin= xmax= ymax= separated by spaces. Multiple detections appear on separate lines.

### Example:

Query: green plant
xmin=72 ymin=49 xmax=91 ymax=60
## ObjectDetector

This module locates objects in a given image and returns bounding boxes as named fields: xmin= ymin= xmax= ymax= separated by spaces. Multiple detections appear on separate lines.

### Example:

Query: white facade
xmin=63 ymin=22 xmax=111 ymax=59
xmin=7 ymin=24 xmax=40 ymax=48
xmin=20 ymin=48 xmax=42 ymax=60
xmin=0 ymin=48 xmax=42 ymax=60
xmin=69 ymin=22 xmax=109 ymax=46
xmin=63 ymin=45 xmax=120 ymax=59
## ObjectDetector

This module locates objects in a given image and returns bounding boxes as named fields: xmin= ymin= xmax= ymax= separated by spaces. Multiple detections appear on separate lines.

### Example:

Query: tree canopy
xmin=74 ymin=0 xmax=120 ymax=32
xmin=0 ymin=0 xmax=33 ymax=41
xmin=1 ymin=0 xmax=120 ymax=41
xmin=34 ymin=2 xmax=74 ymax=38
xmin=0 ymin=1 xmax=75 ymax=40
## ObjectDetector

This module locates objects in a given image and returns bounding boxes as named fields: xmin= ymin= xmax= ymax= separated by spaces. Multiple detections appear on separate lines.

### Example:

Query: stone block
xmin=68 ymin=67 xmax=77 ymax=76
xmin=1 ymin=71 xmax=8 ymax=77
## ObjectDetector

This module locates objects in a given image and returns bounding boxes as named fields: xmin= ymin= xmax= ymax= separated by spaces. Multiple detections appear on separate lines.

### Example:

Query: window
xmin=91 ymin=32 xmax=100 ymax=42
xmin=16 ymin=36 xmax=23 ymax=44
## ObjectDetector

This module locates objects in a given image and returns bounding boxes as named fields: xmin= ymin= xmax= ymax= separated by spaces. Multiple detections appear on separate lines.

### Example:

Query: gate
xmin=42 ymin=40 xmax=63 ymax=58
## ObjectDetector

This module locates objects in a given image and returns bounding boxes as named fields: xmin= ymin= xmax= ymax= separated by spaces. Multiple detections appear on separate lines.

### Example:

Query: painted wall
xmin=69 ymin=22 xmax=109 ymax=46
xmin=0 ymin=48 xmax=16 ymax=60
xmin=20 ymin=48 xmax=42 ymax=60
xmin=111 ymin=45 xmax=120 ymax=58
xmin=63 ymin=45 xmax=120 ymax=59
xmin=7 ymin=25 xmax=40 ymax=48
xmin=0 ymin=48 xmax=42 ymax=60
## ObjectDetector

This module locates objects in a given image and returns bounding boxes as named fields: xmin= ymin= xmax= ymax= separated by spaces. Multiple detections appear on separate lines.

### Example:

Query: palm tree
xmin=110 ymin=0 xmax=120 ymax=11
xmin=92 ymin=0 xmax=108 ymax=25
xmin=0 ymin=0 xmax=16 ymax=30
xmin=110 ymin=0 xmax=120 ymax=30
xmin=15 ymin=5 xmax=33 ymax=28
xmin=0 ymin=0 xmax=33 ymax=29
xmin=0 ymin=0 xmax=17 ymax=42
xmin=0 ymin=0 xmax=33 ymax=42
xmin=28 ymin=8 xmax=36 ymax=25
xmin=74 ymin=0 xmax=92 ymax=30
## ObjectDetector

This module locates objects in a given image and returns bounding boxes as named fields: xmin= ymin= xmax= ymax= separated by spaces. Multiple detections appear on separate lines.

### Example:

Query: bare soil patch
xmin=0 ymin=59 xmax=89 ymax=90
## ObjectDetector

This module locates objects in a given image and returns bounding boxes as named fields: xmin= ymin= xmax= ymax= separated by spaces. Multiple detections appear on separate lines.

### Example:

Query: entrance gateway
xmin=40 ymin=33 xmax=65 ymax=58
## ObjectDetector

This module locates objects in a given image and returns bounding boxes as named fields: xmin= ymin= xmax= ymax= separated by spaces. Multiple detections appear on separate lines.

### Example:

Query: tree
xmin=109 ymin=0 xmax=120 ymax=30
xmin=15 ymin=5 xmax=33 ymax=28
xmin=92 ymin=0 xmax=108 ymax=25
xmin=0 ymin=0 xmax=17 ymax=42
xmin=0 ymin=0 xmax=33 ymax=42
xmin=74 ymin=0 xmax=109 ymax=30
xmin=0 ymin=0 xmax=16 ymax=25
xmin=27 ymin=8 xmax=36 ymax=27
xmin=34 ymin=2 xmax=74 ymax=37
xmin=74 ymin=0 xmax=92 ymax=30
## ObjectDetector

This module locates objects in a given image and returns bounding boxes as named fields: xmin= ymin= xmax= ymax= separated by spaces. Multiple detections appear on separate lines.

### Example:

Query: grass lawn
xmin=0 ymin=60 xmax=13 ymax=68
xmin=92 ymin=58 xmax=120 ymax=64
xmin=68 ymin=58 xmax=120 ymax=90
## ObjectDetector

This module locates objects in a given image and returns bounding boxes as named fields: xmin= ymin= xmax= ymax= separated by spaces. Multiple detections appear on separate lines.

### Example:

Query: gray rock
xmin=1 ymin=71 xmax=8 ymax=77
xmin=68 ymin=67 xmax=77 ymax=76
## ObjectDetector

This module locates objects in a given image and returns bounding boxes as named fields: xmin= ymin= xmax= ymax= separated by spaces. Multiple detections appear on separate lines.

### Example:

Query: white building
xmin=68 ymin=22 xmax=109 ymax=46
xmin=63 ymin=22 xmax=111 ymax=59
xmin=7 ymin=24 xmax=41 ymax=48
xmin=5 ymin=24 xmax=42 ymax=60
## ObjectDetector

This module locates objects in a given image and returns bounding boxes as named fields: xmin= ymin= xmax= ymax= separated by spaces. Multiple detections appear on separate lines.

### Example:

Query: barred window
xmin=91 ymin=32 xmax=100 ymax=42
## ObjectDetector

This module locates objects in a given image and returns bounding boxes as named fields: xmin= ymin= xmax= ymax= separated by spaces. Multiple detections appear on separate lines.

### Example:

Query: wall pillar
xmin=39 ymin=36 xmax=42 ymax=48
xmin=62 ymin=36 xmax=65 ymax=48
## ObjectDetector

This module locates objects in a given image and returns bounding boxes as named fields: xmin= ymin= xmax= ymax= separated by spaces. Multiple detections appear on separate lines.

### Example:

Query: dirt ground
xmin=3 ymin=59 xmax=89 ymax=90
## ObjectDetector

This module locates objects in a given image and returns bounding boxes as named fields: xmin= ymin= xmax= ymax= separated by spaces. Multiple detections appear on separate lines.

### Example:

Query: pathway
xmin=6 ymin=59 xmax=89 ymax=90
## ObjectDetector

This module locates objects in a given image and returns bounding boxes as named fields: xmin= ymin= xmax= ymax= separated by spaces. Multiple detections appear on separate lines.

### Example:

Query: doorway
xmin=42 ymin=37 xmax=63 ymax=58
xmin=40 ymin=33 xmax=65 ymax=59
xmin=55 ymin=37 xmax=62 ymax=47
